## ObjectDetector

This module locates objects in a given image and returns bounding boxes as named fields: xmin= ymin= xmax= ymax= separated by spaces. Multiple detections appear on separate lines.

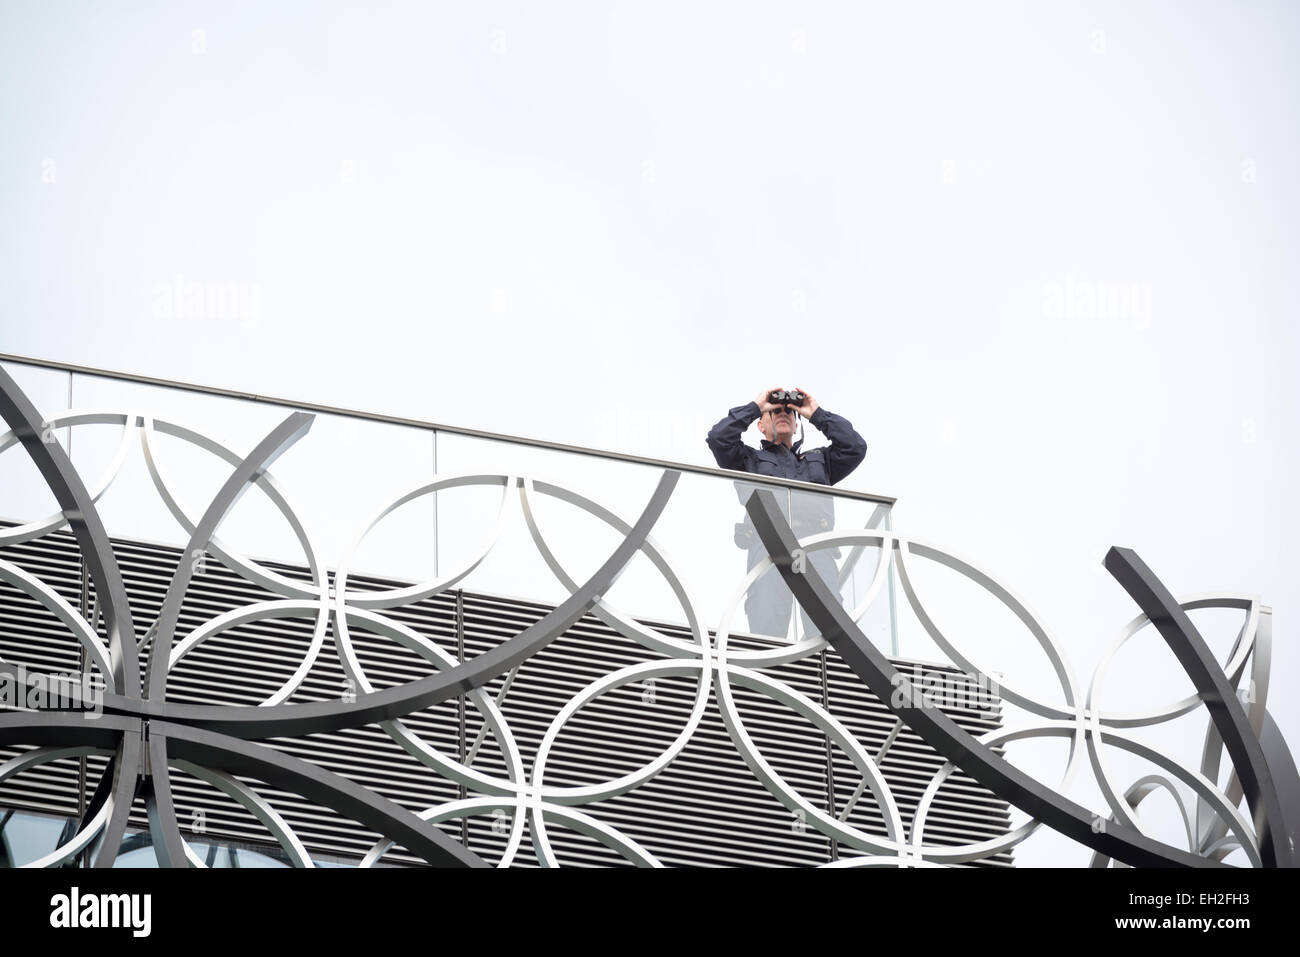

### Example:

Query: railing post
xmin=431 ymin=428 xmax=439 ymax=579
xmin=456 ymin=588 xmax=467 ymax=848
xmin=885 ymin=506 xmax=899 ymax=657
xmin=820 ymin=647 xmax=837 ymax=863
xmin=69 ymin=369 xmax=90 ymax=867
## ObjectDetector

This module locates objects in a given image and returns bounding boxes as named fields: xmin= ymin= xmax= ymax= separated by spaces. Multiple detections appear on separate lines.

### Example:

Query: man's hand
xmin=793 ymin=387 xmax=819 ymax=418
xmin=754 ymin=386 xmax=784 ymax=414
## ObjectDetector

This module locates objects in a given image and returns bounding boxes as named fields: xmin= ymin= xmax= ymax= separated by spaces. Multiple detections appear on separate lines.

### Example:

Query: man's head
xmin=757 ymin=404 xmax=799 ymax=446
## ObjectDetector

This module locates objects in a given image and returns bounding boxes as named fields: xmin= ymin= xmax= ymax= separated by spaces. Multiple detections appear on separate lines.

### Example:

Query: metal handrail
xmin=0 ymin=351 xmax=896 ymax=505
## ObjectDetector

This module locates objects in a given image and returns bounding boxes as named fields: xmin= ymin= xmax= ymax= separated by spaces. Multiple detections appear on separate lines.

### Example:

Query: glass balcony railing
xmin=0 ymin=354 xmax=899 ymax=656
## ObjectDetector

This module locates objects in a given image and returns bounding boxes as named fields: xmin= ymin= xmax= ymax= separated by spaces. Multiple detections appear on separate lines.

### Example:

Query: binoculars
xmin=768 ymin=390 xmax=805 ymax=406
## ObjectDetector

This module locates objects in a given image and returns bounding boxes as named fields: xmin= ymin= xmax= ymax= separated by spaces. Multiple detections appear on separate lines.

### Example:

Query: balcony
xmin=0 ymin=354 xmax=1289 ymax=868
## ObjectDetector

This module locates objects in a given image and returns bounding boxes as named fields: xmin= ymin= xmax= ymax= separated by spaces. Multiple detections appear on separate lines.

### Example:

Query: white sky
xmin=2 ymin=0 xmax=1297 ymax=867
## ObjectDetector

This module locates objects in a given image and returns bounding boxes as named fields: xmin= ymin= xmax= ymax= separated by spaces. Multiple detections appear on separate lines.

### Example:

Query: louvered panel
xmin=0 ymin=521 xmax=1014 ymax=867
xmin=824 ymin=648 xmax=1015 ymax=866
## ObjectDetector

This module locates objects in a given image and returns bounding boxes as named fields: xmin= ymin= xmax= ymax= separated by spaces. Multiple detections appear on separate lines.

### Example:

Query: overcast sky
xmin=2 ymin=1 xmax=1297 ymax=867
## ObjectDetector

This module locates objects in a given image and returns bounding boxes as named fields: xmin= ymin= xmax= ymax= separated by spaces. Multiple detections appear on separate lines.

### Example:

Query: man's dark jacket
xmin=705 ymin=402 xmax=867 ymax=551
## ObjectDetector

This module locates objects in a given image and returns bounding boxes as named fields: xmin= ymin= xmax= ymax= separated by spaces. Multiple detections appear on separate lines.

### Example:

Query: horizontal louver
xmin=0 ymin=521 xmax=1012 ymax=867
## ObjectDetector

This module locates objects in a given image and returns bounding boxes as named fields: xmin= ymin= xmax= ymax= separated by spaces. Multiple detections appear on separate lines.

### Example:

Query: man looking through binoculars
xmin=706 ymin=387 xmax=867 ymax=639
